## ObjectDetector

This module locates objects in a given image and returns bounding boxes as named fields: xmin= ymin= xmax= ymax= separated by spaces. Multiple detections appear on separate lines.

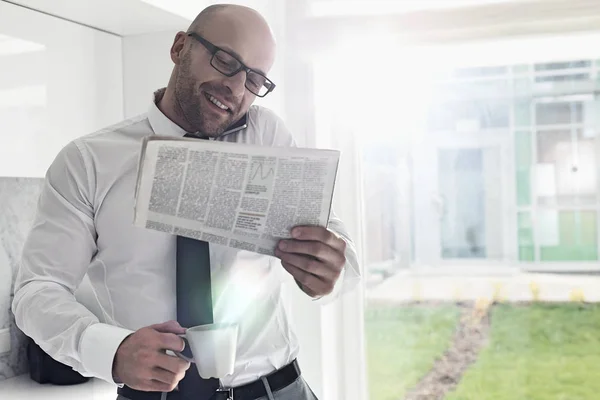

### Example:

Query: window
xmin=313 ymin=35 xmax=600 ymax=400
xmin=427 ymin=99 xmax=511 ymax=131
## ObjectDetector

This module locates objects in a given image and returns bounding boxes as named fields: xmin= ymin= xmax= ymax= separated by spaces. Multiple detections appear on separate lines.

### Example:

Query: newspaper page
xmin=133 ymin=136 xmax=340 ymax=256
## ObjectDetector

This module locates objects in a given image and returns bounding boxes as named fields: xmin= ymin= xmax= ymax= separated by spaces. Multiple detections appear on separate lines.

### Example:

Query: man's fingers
xmin=113 ymin=322 xmax=191 ymax=392
xmin=155 ymin=352 xmax=190 ymax=375
xmin=127 ymin=378 xmax=172 ymax=393
xmin=138 ymin=353 xmax=189 ymax=391
xmin=291 ymin=226 xmax=346 ymax=252
xmin=151 ymin=320 xmax=186 ymax=335
xmin=149 ymin=367 xmax=179 ymax=386
xmin=147 ymin=379 xmax=178 ymax=393
xmin=275 ymin=250 xmax=338 ymax=281
xmin=158 ymin=332 xmax=186 ymax=353
xmin=281 ymin=262 xmax=333 ymax=296
xmin=277 ymin=240 xmax=344 ymax=267
xmin=276 ymin=231 xmax=344 ymax=299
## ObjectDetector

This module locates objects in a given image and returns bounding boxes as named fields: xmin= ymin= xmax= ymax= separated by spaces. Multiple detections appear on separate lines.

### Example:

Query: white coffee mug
xmin=173 ymin=323 xmax=239 ymax=379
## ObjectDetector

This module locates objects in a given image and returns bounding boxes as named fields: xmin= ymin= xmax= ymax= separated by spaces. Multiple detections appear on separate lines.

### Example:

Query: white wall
xmin=0 ymin=1 xmax=124 ymax=178
xmin=123 ymin=31 xmax=180 ymax=118
xmin=0 ymin=1 xmax=124 ymax=382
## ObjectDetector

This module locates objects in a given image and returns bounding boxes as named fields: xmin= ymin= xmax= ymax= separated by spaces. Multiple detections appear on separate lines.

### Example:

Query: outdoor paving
xmin=366 ymin=268 xmax=600 ymax=303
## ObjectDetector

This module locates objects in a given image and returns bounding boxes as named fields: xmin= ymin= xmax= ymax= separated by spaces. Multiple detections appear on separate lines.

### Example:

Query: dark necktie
xmin=176 ymin=133 xmax=220 ymax=399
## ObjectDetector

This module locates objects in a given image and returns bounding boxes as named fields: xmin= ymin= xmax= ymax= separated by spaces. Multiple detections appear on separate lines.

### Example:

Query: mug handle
xmin=166 ymin=334 xmax=195 ymax=363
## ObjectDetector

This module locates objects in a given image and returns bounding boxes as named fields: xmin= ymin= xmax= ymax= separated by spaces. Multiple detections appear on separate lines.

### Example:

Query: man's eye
xmin=214 ymin=52 xmax=238 ymax=70
xmin=248 ymin=74 xmax=266 ymax=89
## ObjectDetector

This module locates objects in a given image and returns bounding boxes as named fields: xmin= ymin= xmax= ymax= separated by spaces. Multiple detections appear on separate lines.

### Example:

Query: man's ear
xmin=170 ymin=32 xmax=187 ymax=65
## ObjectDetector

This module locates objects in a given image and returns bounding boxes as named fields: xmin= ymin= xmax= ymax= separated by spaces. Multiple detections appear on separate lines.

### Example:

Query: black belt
xmin=117 ymin=359 xmax=301 ymax=400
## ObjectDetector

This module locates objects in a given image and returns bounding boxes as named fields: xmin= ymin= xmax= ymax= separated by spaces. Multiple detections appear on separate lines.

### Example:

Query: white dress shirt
xmin=12 ymin=89 xmax=361 ymax=388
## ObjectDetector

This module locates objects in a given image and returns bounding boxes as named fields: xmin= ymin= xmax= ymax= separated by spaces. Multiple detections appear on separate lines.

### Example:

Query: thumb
xmin=151 ymin=320 xmax=187 ymax=334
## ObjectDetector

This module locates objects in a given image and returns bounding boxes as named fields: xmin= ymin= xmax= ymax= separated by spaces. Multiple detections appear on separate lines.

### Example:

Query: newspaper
xmin=133 ymin=136 xmax=340 ymax=256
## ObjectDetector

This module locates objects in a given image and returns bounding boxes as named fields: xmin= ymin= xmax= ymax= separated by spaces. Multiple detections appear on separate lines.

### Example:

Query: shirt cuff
xmin=79 ymin=323 xmax=134 ymax=385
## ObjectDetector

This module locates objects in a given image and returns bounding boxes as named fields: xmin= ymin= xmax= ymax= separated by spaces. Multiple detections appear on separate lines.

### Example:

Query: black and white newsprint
xmin=134 ymin=136 xmax=340 ymax=256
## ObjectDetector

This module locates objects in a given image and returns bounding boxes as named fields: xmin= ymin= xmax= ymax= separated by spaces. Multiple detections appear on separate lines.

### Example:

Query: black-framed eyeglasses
xmin=187 ymin=32 xmax=276 ymax=98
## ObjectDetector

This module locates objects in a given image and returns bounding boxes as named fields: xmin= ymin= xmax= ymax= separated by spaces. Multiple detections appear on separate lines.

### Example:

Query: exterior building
xmin=362 ymin=59 xmax=600 ymax=273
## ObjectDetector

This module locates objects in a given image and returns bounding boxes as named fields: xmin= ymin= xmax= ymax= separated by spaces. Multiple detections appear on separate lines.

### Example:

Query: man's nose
xmin=223 ymin=70 xmax=247 ymax=98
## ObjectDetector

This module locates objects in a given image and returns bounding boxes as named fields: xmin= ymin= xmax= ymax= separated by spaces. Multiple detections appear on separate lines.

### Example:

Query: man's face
xmin=174 ymin=23 xmax=275 ymax=137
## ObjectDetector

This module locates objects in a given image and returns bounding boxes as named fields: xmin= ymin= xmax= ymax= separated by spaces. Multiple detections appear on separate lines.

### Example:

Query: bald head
xmin=189 ymin=4 xmax=276 ymax=51
xmin=160 ymin=4 xmax=277 ymax=136
xmin=188 ymin=4 xmax=229 ymax=32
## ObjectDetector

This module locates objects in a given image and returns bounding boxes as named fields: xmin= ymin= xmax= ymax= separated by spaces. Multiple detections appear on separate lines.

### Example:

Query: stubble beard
xmin=174 ymin=54 xmax=235 ymax=137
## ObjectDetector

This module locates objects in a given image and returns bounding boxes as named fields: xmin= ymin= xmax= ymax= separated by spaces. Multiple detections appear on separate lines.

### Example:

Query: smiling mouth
xmin=204 ymin=93 xmax=231 ymax=113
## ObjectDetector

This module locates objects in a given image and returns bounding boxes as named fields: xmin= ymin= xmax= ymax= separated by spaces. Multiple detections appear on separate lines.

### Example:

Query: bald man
xmin=13 ymin=4 xmax=360 ymax=400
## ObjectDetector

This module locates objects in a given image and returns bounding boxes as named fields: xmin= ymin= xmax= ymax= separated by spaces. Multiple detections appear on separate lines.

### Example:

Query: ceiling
xmin=293 ymin=0 xmax=600 ymax=52
xmin=308 ymin=0 xmax=528 ymax=17
xmin=139 ymin=0 xmax=213 ymax=20
xmin=2 ymin=0 xmax=275 ymax=36
xmin=139 ymin=0 xmax=280 ymax=24
xmin=6 ymin=0 xmax=600 ymax=45
xmin=2 ymin=0 xmax=193 ymax=36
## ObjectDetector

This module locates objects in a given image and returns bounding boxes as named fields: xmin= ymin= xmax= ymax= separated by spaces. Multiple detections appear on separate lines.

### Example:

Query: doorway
xmin=412 ymin=134 xmax=510 ymax=266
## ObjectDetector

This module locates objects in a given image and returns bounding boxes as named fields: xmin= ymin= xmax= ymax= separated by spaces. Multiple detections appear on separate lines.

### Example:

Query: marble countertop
xmin=0 ymin=374 xmax=118 ymax=400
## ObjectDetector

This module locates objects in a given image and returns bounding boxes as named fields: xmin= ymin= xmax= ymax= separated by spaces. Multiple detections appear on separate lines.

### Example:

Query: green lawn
xmin=446 ymin=303 xmax=600 ymax=400
xmin=365 ymin=303 xmax=461 ymax=400
xmin=365 ymin=303 xmax=600 ymax=400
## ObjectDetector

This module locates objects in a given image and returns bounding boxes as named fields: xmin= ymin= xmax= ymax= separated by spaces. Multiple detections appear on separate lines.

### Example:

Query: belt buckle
xmin=216 ymin=387 xmax=233 ymax=400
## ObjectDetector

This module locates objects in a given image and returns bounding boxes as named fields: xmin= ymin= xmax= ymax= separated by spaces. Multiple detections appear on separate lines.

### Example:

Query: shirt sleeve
xmin=11 ymin=140 xmax=133 ymax=384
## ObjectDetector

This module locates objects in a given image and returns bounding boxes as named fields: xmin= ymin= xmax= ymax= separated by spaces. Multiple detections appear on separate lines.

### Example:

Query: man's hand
xmin=275 ymin=226 xmax=346 ymax=298
xmin=112 ymin=320 xmax=191 ymax=392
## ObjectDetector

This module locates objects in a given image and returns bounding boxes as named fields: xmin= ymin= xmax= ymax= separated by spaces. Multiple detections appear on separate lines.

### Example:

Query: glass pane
xmin=514 ymin=101 xmax=531 ymax=127
xmin=536 ymin=129 xmax=597 ymax=206
xmin=518 ymin=212 xmax=535 ymax=261
xmin=539 ymin=211 xmax=598 ymax=261
xmin=441 ymin=79 xmax=510 ymax=99
xmin=439 ymin=149 xmax=485 ymax=258
xmin=438 ymin=146 xmax=504 ymax=260
xmin=512 ymin=64 xmax=529 ymax=74
xmin=584 ymin=97 xmax=600 ymax=134
xmin=348 ymin=53 xmax=600 ymax=400
xmin=351 ymin=52 xmax=600 ymax=400
xmin=513 ymin=77 xmax=532 ymax=97
xmin=535 ymin=73 xmax=590 ymax=84
xmin=536 ymin=101 xmax=583 ymax=125
xmin=453 ymin=65 xmax=508 ymax=78
xmin=534 ymin=60 xmax=591 ymax=71
xmin=361 ymin=144 xmax=403 ymax=276
xmin=428 ymin=100 xmax=510 ymax=131
xmin=534 ymin=61 xmax=592 ymax=85
xmin=515 ymin=131 xmax=532 ymax=206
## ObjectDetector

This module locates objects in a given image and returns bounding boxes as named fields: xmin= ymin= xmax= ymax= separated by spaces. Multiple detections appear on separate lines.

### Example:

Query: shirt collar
xmin=148 ymin=88 xmax=248 ymax=139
